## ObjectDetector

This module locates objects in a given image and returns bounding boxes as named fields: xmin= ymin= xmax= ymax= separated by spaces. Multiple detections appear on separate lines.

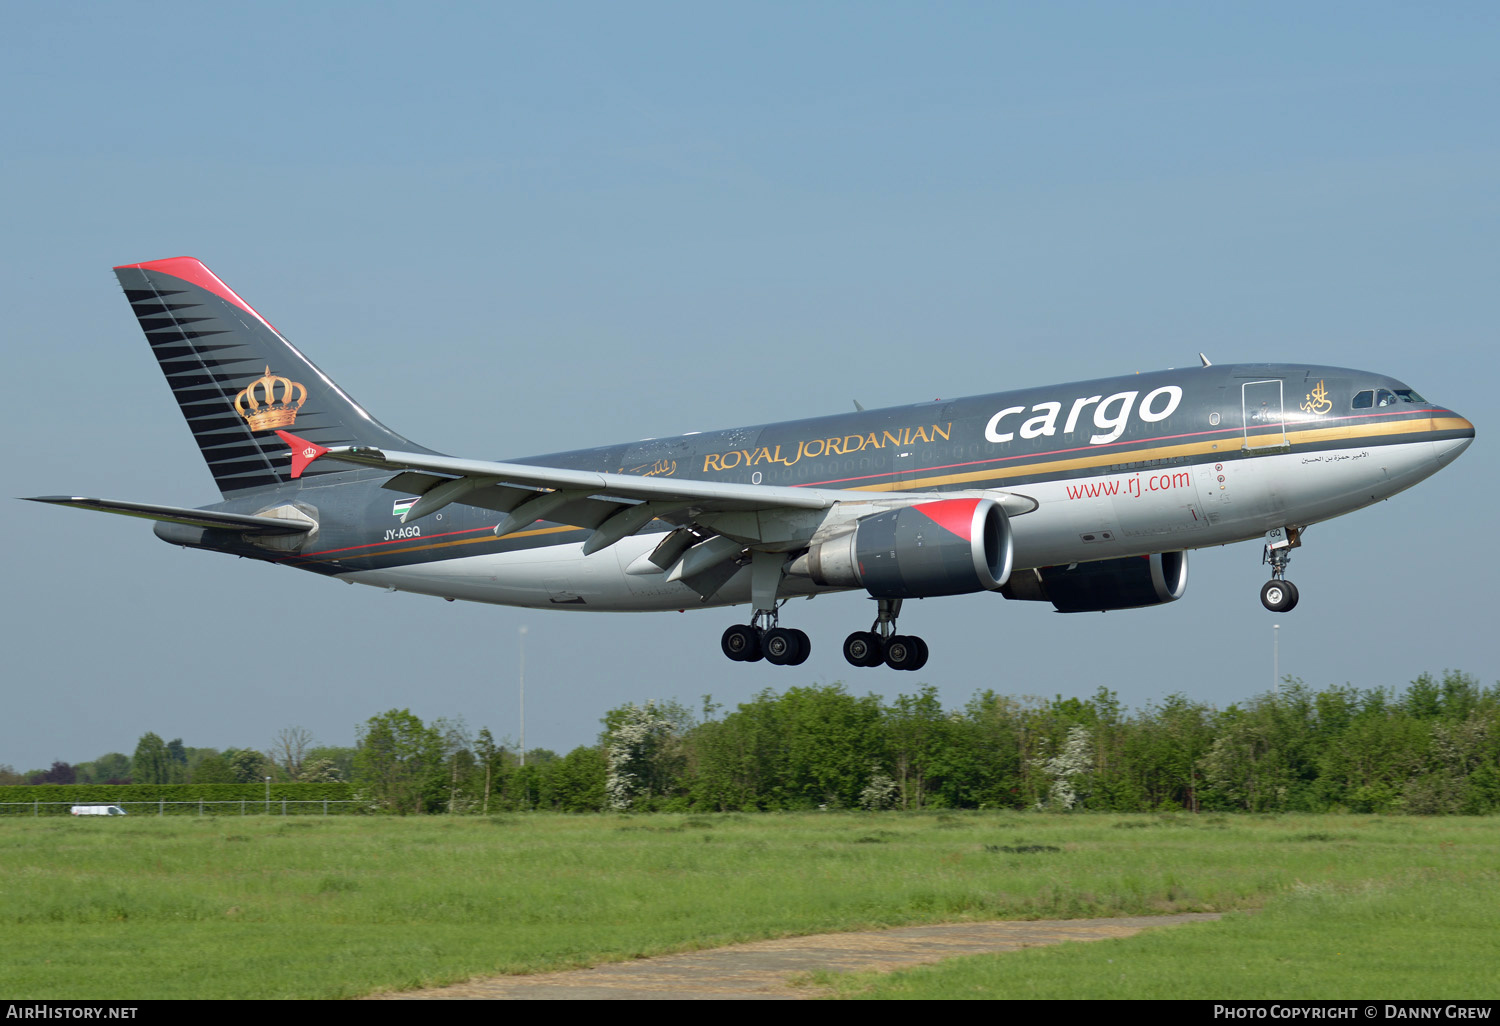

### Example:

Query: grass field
xmin=2 ymin=812 xmax=1496 ymax=999
xmin=808 ymin=870 xmax=1500 ymax=999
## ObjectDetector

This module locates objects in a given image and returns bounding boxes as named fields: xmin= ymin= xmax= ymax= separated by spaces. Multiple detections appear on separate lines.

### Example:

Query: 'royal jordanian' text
xmin=703 ymin=424 xmax=952 ymax=472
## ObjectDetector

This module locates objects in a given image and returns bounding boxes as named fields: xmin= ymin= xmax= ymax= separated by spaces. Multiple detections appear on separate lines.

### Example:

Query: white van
xmin=71 ymin=805 xmax=128 ymax=816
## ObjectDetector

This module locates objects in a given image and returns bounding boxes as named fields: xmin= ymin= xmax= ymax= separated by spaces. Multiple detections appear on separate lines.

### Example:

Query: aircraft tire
xmin=1260 ymin=580 xmax=1298 ymax=613
xmin=843 ymin=631 xmax=883 ymax=668
xmin=787 ymin=629 xmax=811 ymax=666
xmin=908 ymin=636 xmax=929 ymax=672
xmin=763 ymin=627 xmax=801 ymax=665
xmin=885 ymin=635 xmax=922 ymax=671
xmin=722 ymin=624 xmax=762 ymax=662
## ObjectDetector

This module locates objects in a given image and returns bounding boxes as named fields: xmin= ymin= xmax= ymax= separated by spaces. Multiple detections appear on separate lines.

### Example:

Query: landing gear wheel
xmin=786 ymin=628 xmax=811 ymax=666
xmin=907 ymin=636 xmax=929 ymax=672
xmin=885 ymin=635 xmax=925 ymax=671
xmin=763 ymin=627 xmax=808 ymax=666
xmin=843 ymin=631 xmax=884 ymax=668
xmin=1260 ymin=580 xmax=1299 ymax=613
xmin=721 ymin=624 xmax=762 ymax=662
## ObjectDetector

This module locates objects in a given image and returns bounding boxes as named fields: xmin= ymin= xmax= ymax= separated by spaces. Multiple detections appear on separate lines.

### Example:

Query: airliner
xmin=27 ymin=257 xmax=1475 ymax=671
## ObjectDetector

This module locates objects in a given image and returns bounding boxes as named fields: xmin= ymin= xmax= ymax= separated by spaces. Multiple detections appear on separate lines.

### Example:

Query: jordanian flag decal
xmin=392 ymin=497 xmax=418 ymax=518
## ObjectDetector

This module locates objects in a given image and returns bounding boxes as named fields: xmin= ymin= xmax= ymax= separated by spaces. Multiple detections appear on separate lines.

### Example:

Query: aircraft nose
xmin=1444 ymin=411 xmax=1475 ymax=442
xmin=1432 ymin=412 xmax=1474 ymax=464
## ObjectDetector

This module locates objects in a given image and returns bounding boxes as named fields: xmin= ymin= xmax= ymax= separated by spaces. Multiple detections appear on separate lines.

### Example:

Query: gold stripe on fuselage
xmin=861 ymin=416 xmax=1471 ymax=494
xmin=315 ymin=415 xmax=1468 ymax=567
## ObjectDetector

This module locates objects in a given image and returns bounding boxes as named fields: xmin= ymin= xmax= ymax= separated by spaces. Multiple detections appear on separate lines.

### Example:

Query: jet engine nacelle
xmin=796 ymin=497 xmax=1013 ymax=599
xmin=1000 ymin=551 xmax=1188 ymax=612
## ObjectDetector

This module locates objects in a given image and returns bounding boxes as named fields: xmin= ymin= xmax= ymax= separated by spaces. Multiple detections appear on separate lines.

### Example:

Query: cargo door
xmin=1242 ymin=380 xmax=1288 ymax=451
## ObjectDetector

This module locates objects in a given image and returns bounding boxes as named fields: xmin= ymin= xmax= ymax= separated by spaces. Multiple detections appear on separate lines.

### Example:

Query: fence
xmin=0 ymin=800 xmax=366 ymax=817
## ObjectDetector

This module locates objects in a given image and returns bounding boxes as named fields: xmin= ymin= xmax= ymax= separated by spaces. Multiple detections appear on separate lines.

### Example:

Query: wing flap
xmin=381 ymin=470 xmax=635 ymax=532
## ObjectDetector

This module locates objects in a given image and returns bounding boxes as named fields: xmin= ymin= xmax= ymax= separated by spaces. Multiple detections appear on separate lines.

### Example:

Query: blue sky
xmin=4 ymin=2 xmax=1496 ymax=773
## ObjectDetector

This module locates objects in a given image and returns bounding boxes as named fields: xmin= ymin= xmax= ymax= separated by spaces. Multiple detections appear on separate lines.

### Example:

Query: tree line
xmin=0 ymin=726 xmax=353 ymax=788
xmin=6 ymin=671 xmax=1496 ymax=815
xmin=329 ymin=670 xmax=1500 ymax=814
xmin=586 ymin=672 xmax=1499 ymax=815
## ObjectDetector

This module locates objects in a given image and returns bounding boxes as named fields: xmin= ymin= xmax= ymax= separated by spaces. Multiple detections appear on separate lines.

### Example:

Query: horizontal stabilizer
xmin=23 ymin=496 xmax=313 ymax=535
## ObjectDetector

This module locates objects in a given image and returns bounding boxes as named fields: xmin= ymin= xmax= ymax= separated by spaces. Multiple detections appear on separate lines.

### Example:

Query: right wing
xmin=22 ymin=496 xmax=314 ymax=535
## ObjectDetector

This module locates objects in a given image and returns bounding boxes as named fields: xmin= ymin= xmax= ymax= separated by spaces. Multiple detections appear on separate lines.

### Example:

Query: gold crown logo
xmin=235 ymin=366 xmax=307 ymax=432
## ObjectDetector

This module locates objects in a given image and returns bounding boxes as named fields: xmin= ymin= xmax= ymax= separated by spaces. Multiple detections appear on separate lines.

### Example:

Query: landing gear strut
xmin=721 ymin=551 xmax=810 ymax=665
xmin=843 ymin=597 xmax=929 ymax=671
xmin=1260 ymin=526 xmax=1301 ymax=613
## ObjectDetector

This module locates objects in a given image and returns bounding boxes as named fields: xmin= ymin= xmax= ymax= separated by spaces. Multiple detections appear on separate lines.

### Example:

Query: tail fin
xmin=113 ymin=257 xmax=431 ymax=498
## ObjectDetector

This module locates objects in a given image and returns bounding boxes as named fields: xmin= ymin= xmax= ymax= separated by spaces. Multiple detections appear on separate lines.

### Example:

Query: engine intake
xmin=798 ymin=497 xmax=1013 ymax=599
xmin=1000 ymin=551 xmax=1188 ymax=612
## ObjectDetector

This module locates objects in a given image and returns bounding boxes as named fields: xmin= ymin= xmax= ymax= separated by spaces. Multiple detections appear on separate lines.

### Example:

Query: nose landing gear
xmin=1260 ymin=526 xmax=1302 ymax=612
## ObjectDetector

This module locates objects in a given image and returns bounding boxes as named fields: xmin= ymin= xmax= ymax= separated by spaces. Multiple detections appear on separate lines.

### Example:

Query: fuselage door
xmin=893 ymin=448 xmax=916 ymax=489
xmin=1242 ymin=380 xmax=1288 ymax=451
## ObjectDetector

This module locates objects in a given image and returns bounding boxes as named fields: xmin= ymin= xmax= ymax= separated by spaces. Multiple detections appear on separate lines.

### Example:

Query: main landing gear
xmin=722 ymin=551 xmax=811 ymax=666
xmin=719 ymin=554 xmax=927 ymax=670
xmin=1259 ymin=526 xmax=1301 ymax=613
xmin=842 ymin=598 xmax=929 ymax=672
xmin=720 ymin=597 xmax=929 ymax=671
xmin=721 ymin=608 xmax=810 ymax=666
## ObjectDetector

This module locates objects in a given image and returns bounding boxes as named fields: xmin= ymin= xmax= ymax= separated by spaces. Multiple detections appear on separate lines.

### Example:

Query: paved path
xmin=374 ymin=912 xmax=1223 ymax=1000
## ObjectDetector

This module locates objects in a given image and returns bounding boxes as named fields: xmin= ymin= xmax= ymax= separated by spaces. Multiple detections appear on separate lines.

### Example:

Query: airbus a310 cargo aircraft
xmin=28 ymin=258 xmax=1475 ymax=671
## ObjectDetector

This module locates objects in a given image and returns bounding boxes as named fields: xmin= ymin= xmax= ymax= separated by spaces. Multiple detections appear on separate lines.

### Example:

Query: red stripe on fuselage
xmin=284 ymin=524 xmax=495 ymax=561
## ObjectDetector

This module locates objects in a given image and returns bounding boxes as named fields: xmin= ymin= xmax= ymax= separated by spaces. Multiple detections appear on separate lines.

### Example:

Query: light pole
xmin=265 ymin=775 xmax=271 ymax=814
xmin=519 ymin=625 xmax=528 ymax=768
xmin=1273 ymin=624 xmax=1280 ymax=693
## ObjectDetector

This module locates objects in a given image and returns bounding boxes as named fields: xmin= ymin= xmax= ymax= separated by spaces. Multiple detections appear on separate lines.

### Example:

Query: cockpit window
xmin=1355 ymin=387 xmax=1427 ymax=410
